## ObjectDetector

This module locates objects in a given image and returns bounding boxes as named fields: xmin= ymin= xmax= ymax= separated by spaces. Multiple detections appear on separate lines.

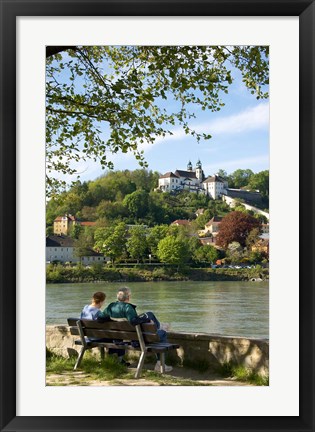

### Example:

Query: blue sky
xmin=51 ymin=52 xmax=269 ymax=184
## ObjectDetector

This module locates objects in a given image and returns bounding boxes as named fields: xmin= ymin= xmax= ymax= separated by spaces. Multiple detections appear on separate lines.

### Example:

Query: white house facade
xmin=46 ymin=235 xmax=107 ymax=265
xmin=158 ymin=161 xmax=230 ymax=199
xmin=158 ymin=160 xmax=206 ymax=193
xmin=202 ymin=175 xmax=228 ymax=199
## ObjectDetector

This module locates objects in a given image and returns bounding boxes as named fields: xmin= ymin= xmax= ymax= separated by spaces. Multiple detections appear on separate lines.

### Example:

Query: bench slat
xmin=146 ymin=343 xmax=179 ymax=351
xmin=68 ymin=318 xmax=157 ymax=333
xmin=70 ymin=327 xmax=160 ymax=343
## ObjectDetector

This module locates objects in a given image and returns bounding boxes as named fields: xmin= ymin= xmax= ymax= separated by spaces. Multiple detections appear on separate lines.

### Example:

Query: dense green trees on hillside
xmin=216 ymin=168 xmax=269 ymax=199
xmin=46 ymin=166 xmax=269 ymax=230
xmin=46 ymin=169 xmax=221 ymax=227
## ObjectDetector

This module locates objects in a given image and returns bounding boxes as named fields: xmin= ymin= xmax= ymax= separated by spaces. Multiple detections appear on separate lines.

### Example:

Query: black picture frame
xmin=1 ymin=0 xmax=314 ymax=431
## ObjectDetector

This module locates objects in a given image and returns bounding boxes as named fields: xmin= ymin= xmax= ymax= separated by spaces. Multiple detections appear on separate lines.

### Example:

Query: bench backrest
xmin=67 ymin=318 xmax=160 ymax=344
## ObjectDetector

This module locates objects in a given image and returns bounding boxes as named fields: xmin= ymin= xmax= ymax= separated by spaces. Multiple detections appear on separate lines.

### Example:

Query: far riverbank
xmin=46 ymin=264 xmax=268 ymax=284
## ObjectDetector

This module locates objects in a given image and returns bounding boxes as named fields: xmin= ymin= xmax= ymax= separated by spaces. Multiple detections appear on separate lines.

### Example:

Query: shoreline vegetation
xmin=46 ymin=263 xmax=268 ymax=284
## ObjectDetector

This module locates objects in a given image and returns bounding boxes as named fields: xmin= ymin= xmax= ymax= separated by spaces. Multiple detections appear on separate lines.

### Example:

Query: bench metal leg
xmin=160 ymin=352 xmax=166 ymax=373
xmin=74 ymin=346 xmax=86 ymax=370
xmin=99 ymin=347 xmax=105 ymax=361
xmin=135 ymin=351 xmax=146 ymax=379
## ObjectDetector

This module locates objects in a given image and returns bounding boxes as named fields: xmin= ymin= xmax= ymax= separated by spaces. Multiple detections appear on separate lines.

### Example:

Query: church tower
xmin=195 ymin=159 xmax=203 ymax=182
xmin=187 ymin=160 xmax=193 ymax=172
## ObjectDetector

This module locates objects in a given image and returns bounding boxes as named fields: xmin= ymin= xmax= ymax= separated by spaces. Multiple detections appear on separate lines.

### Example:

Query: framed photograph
xmin=1 ymin=1 xmax=314 ymax=431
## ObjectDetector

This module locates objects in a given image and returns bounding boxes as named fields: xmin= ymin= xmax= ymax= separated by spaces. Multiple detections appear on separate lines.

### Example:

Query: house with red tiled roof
xmin=198 ymin=216 xmax=223 ymax=238
xmin=53 ymin=214 xmax=96 ymax=235
xmin=80 ymin=221 xmax=97 ymax=228
xmin=53 ymin=214 xmax=80 ymax=235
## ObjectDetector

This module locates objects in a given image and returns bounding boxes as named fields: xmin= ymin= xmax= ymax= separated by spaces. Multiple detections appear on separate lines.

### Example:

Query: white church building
xmin=158 ymin=160 xmax=228 ymax=199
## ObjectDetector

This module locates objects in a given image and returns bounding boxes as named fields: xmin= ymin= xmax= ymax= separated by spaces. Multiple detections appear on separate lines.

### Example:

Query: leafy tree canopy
xmin=46 ymin=45 xmax=269 ymax=196
xmin=193 ymin=244 xmax=219 ymax=264
xmin=216 ymin=211 xmax=260 ymax=248
xmin=126 ymin=226 xmax=148 ymax=262
xmin=156 ymin=235 xmax=189 ymax=266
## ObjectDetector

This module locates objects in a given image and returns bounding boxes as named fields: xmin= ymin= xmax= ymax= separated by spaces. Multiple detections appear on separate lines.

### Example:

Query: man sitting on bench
xmin=100 ymin=287 xmax=173 ymax=373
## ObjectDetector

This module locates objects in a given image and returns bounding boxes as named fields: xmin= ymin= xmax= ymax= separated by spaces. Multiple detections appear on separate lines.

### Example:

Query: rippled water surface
xmin=46 ymin=281 xmax=269 ymax=339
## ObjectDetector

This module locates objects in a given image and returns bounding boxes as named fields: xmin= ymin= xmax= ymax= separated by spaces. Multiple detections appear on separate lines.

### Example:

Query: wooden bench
xmin=67 ymin=318 xmax=179 ymax=378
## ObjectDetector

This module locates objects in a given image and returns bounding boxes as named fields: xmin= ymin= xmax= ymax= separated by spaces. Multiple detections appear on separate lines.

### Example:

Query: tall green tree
xmin=248 ymin=170 xmax=269 ymax=197
xmin=193 ymin=244 xmax=219 ymax=264
xmin=157 ymin=235 xmax=189 ymax=268
xmin=70 ymin=224 xmax=84 ymax=239
xmin=46 ymin=45 xmax=269 ymax=196
xmin=226 ymin=241 xmax=243 ymax=264
xmin=74 ymin=229 xmax=95 ymax=262
xmin=123 ymin=189 xmax=150 ymax=220
xmin=126 ymin=226 xmax=148 ymax=262
xmin=147 ymin=225 xmax=169 ymax=256
xmin=94 ymin=222 xmax=127 ymax=264
xmin=228 ymin=169 xmax=254 ymax=189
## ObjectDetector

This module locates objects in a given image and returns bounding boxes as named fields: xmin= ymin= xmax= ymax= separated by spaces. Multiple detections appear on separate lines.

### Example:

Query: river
xmin=46 ymin=280 xmax=269 ymax=339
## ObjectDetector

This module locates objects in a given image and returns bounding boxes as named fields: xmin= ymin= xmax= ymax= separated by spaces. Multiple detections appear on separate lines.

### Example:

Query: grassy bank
xmin=216 ymin=362 xmax=269 ymax=386
xmin=46 ymin=263 xmax=268 ymax=284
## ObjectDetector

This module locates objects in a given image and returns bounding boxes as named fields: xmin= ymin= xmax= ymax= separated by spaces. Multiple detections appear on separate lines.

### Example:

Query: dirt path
xmin=47 ymin=366 xmax=253 ymax=387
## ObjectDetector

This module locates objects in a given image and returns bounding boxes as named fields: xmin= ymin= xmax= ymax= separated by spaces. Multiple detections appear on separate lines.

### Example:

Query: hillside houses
xmin=201 ymin=216 xmax=223 ymax=237
xmin=53 ymin=214 xmax=96 ymax=235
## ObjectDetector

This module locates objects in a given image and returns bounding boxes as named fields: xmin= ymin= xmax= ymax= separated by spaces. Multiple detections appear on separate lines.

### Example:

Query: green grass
xmin=217 ymin=362 xmax=269 ymax=386
xmin=46 ymin=348 xmax=132 ymax=381
xmin=46 ymin=349 xmax=267 ymax=386
xmin=46 ymin=349 xmax=77 ymax=373
xmin=46 ymin=349 xmax=210 ymax=386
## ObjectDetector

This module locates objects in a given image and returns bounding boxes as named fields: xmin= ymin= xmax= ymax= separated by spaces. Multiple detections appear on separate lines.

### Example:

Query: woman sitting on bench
xmin=80 ymin=291 xmax=129 ymax=366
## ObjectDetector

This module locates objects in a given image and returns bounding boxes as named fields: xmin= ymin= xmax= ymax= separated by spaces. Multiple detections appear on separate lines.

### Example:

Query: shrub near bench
xmin=67 ymin=318 xmax=179 ymax=378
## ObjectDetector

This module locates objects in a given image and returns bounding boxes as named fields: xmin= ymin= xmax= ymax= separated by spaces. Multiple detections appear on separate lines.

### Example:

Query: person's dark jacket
xmin=101 ymin=301 xmax=151 ymax=326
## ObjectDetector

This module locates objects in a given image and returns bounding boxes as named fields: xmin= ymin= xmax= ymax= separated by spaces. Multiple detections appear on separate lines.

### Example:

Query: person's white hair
xmin=117 ymin=287 xmax=131 ymax=302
